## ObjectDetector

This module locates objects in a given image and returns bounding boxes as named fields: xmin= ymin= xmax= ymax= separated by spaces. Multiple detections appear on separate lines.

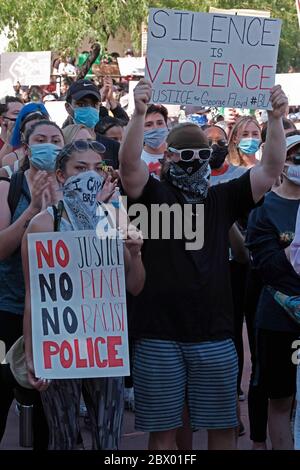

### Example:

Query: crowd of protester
xmin=0 ymin=55 xmax=300 ymax=451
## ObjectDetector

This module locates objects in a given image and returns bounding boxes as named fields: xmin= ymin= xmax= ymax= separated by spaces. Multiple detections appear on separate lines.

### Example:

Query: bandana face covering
xmin=165 ymin=159 xmax=211 ymax=203
xmin=62 ymin=171 xmax=104 ymax=230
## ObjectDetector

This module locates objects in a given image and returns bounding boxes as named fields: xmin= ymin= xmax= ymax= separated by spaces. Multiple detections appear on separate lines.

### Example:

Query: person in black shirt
xmin=246 ymin=134 xmax=300 ymax=449
xmin=119 ymin=79 xmax=288 ymax=450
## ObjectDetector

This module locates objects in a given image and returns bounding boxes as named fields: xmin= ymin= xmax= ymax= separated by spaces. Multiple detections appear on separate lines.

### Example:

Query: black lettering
xmin=211 ymin=15 xmax=227 ymax=44
xmin=83 ymin=236 xmax=92 ymax=267
xmin=59 ymin=272 xmax=73 ymax=301
xmin=63 ymin=307 xmax=78 ymax=334
xmin=190 ymin=13 xmax=207 ymax=42
xmin=76 ymin=237 xmax=84 ymax=269
xmin=151 ymin=9 xmax=169 ymax=38
xmin=261 ymin=18 xmax=276 ymax=46
xmin=246 ymin=18 xmax=261 ymax=46
xmin=39 ymin=273 xmax=57 ymax=302
xmin=228 ymin=17 xmax=246 ymax=45
xmin=42 ymin=307 xmax=60 ymax=335
xmin=172 ymin=12 xmax=189 ymax=40
xmin=92 ymin=236 xmax=102 ymax=267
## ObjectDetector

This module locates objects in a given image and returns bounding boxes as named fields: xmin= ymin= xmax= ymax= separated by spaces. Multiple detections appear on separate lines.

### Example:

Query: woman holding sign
xmin=22 ymin=140 xmax=145 ymax=450
xmin=0 ymin=120 xmax=65 ymax=448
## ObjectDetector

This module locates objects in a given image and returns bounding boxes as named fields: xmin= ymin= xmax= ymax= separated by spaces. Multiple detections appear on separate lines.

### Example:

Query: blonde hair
xmin=228 ymin=116 xmax=261 ymax=166
xmin=62 ymin=124 xmax=93 ymax=144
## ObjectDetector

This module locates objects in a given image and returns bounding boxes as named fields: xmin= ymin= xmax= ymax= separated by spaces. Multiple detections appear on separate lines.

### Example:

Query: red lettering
xmin=245 ymin=64 xmax=260 ymax=90
xmin=179 ymin=60 xmax=197 ymax=85
xmin=43 ymin=341 xmax=59 ymax=368
xmin=197 ymin=62 xmax=209 ymax=87
xmin=60 ymin=340 xmax=73 ymax=368
xmin=162 ymin=59 xmax=179 ymax=84
xmin=145 ymin=57 xmax=164 ymax=83
xmin=94 ymin=337 xmax=108 ymax=368
xmin=227 ymin=63 xmax=245 ymax=88
xmin=212 ymin=62 xmax=226 ymax=88
xmin=43 ymin=337 xmax=125 ymax=371
xmin=107 ymin=336 xmax=123 ymax=367
xmin=55 ymin=240 xmax=70 ymax=268
xmin=86 ymin=337 xmax=95 ymax=367
xmin=74 ymin=339 xmax=88 ymax=368
xmin=36 ymin=240 xmax=54 ymax=269
xmin=260 ymin=65 xmax=273 ymax=90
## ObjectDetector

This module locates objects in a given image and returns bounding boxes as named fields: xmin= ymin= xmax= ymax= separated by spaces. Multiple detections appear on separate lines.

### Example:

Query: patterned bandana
xmin=165 ymin=160 xmax=211 ymax=203
xmin=62 ymin=171 xmax=104 ymax=230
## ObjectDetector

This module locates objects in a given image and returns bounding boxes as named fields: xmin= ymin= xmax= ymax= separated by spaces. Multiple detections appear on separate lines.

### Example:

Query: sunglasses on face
xmin=57 ymin=140 xmax=106 ymax=166
xmin=168 ymin=147 xmax=212 ymax=162
xmin=208 ymin=139 xmax=227 ymax=147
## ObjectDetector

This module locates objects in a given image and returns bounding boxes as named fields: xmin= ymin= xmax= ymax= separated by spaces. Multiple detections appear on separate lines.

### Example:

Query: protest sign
xmin=145 ymin=8 xmax=281 ymax=110
xmin=0 ymin=51 xmax=51 ymax=86
xmin=44 ymin=100 xmax=69 ymax=128
xmin=117 ymin=57 xmax=145 ymax=77
xmin=0 ymin=79 xmax=16 ymax=99
xmin=28 ymin=231 xmax=129 ymax=379
xmin=275 ymin=73 xmax=300 ymax=106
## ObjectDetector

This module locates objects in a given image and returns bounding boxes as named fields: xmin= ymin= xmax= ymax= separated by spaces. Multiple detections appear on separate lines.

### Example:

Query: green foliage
xmin=0 ymin=0 xmax=299 ymax=72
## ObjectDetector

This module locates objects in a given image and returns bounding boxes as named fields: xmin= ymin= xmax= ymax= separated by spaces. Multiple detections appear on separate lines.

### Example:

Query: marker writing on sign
xmin=151 ymin=10 xmax=277 ymax=47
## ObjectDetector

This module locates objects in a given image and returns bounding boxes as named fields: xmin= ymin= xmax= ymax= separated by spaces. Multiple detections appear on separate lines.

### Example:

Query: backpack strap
xmin=7 ymin=171 xmax=30 ymax=216
xmin=53 ymin=200 xmax=64 ymax=232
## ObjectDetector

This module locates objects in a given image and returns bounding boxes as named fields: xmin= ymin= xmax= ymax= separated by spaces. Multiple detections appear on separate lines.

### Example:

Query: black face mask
xmin=209 ymin=144 xmax=228 ymax=170
xmin=175 ymin=159 xmax=202 ymax=174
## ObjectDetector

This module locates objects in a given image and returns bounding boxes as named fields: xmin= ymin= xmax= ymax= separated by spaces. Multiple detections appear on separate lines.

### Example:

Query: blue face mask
xmin=29 ymin=143 xmax=61 ymax=172
xmin=144 ymin=127 xmax=168 ymax=149
xmin=238 ymin=138 xmax=261 ymax=155
xmin=74 ymin=107 xmax=99 ymax=128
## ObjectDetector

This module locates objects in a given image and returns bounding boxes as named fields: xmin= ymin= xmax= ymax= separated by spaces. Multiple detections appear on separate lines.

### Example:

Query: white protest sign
xmin=0 ymin=51 xmax=51 ymax=86
xmin=117 ymin=57 xmax=145 ymax=76
xmin=28 ymin=231 xmax=129 ymax=379
xmin=145 ymin=8 xmax=281 ymax=110
xmin=0 ymin=79 xmax=15 ymax=99
xmin=275 ymin=73 xmax=300 ymax=106
xmin=44 ymin=100 xmax=69 ymax=128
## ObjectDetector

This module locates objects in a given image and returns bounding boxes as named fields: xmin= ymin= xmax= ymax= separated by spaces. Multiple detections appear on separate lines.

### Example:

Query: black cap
xmin=66 ymin=79 xmax=100 ymax=102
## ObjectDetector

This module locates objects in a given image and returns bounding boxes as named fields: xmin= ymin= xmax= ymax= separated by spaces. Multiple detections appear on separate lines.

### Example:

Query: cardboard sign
xmin=0 ymin=51 xmax=51 ymax=86
xmin=145 ymin=8 xmax=281 ymax=110
xmin=0 ymin=79 xmax=16 ymax=99
xmin=117 ymin=57 xmax=145 ymax=76
xmin=44 ymin=100 xmax=69 ymax=128
xmin=28 ymin=231 xmax=129 ymax=379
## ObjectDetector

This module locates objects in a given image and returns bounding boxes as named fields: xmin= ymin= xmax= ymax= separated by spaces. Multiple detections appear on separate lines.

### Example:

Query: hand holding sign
xmin=134 ymin=79 xmax=152 ymax=115
xmin=268 ymin=85 xmax=288 ymax=120
xmin=26 ymin=356 xmax=51 ymax=392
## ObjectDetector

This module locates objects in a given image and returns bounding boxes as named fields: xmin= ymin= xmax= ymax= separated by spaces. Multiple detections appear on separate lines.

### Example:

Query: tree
xmin=0 ymin=0 xmax=299 ymax=72
xmin=0 ymin=0 xmax=148 ymax=55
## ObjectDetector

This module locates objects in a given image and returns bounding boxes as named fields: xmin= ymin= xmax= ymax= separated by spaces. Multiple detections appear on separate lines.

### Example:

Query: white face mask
xmin=62 ymin=171 xmax=104 ymax=230
xmin=285 ymin=165 xmax=300 ymax=186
